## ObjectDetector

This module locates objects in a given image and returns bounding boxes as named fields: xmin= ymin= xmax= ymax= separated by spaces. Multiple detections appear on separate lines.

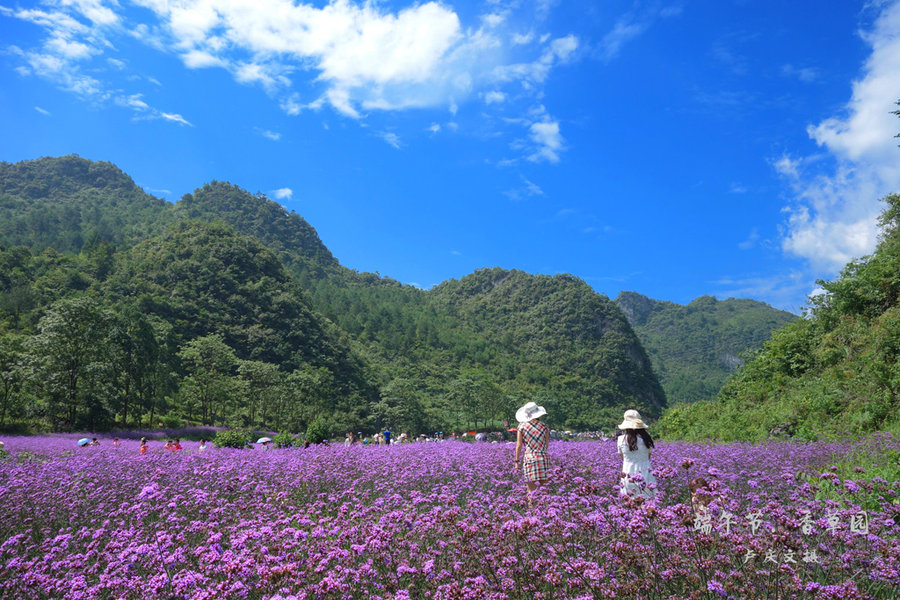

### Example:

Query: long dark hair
xmin=624 ymin=428 xmax=654 ymax=452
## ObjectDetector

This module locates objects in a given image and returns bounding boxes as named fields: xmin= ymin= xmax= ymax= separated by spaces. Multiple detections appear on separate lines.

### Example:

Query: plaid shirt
xmin=519 ymin=420 xmax=550 ymax=482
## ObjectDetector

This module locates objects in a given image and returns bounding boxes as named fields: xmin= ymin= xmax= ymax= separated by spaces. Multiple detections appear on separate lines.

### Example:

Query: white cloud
xmin=117 ymin=93 xmax=150 ymax=111
xmin=280 ymin=94 xmax=305 ymax=116
xmin=482 ymin=13 xmax=505 ymax=28
xmin=711 ymin=272 xmax=808 ymax=313
xmin=182 ymin=49 xmax=224 ymax=68
xmin=504 ymin=175 xmax=545 ymax=201
xmin=4 ymin=0 xmax=586 ymax=162
xmin=258 ymin=128 xmax=281 ymax=141
xmin=4 ymin=3 xmax=194 ymax=125
xmin=161 ymin=112 xmax=193 ymax=126
xmin=235 ymin=62 xmax=284 ymax=90
xmin=773 ymin=154 xmax=800 ymax=178
xmin=65 ymin=0 xmax=119 ymax=26
xmin=597 ymin=4 xmax=681 ymax=61
xmin=522 ymin=176 xmax=543 ymax=196
xmin=528 ymin=119 xmax=563 ymax=162
xmin=600 ymin=20 xmax=646 ymax=61
xmin=493 ymin=34 xmax=579 ymax=85
xmin=484 ymin=90 xmax=506 ymax=104
xmin=34 ymin=106 xmax=51 ymax=115
xmin=781 ymin=64 xmax=820 ymax=83
xmin=513 ymin=32 xmax=534 ymax=45
xmin=272 ymin=187 xmax=293 ymax=200
xmin=780 ymin=0 xmax=900 ymax=275
xmin=378 ymin=131 xmax=402 ymax=149
xmin=46 ymin=36 xmax=94 ymax=60
xmin=738 ymin=228 xmax=760 ymax=250
xmin=427 ymin=123 xmax=441 ymax=134
xmin=143 ymin=186 xmax=172 ymax=196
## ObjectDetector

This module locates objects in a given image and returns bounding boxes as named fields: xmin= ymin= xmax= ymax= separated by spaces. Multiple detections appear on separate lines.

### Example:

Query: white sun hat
xmin=516 ymin=402 xmax=547 ymax=423
xmin=618 ymin=409 xmax=647 ymax=429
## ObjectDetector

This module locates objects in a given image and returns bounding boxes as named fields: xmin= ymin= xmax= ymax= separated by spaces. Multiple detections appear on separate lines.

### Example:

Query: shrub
xmin=305 ymin=420 xmax=331 ymax=445
xmin=159 ymin=413 xmax=183 ymax=429
xmin=212 ymin=429 xmax=251 ymax=449
xmin=271 ymin=431 xmax=297 ymax=448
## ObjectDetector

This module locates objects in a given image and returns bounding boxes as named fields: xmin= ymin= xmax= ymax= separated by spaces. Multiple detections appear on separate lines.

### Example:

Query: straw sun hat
xmin=516 ymin=402 xmax=547 ymax=423
xmin=618 ymin=409 xmax=647 ymax=430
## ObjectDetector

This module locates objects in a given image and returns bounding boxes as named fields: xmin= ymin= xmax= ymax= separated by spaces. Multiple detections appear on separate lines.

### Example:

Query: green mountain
xmin=658 ymin=194 xmax=900 ymax=441
xmin=0 ymin=154 xmax=173 ymax=253
xmin=164 ymin=181 xmax=667 ymax=430
xmin=175 ymin=181 xmax=341 ymax=280
xmin=616 ymin=292 xmax=797 ymax=404
xmin=0 ymin=155 xmax=663 ymax=434
xmin=430 ymin=269 xmax=666 ymax=429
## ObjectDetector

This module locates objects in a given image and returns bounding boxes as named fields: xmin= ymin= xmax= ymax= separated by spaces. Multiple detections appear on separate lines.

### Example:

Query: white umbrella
xmin=256 ymin=437 xmax=272 ymax=444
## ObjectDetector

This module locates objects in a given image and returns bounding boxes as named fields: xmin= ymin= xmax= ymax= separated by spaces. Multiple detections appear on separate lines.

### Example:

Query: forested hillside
xmin=430 ymin=269 xmax=665 ymax=429
xmin=154 ymin=178 xmax=666 ymax=431
xmin=0 ymin=155 xmax=172 ymax=253
xmin=659 ymin=194 xmax=900 ymax=441
xmin=616 ymin=292 xmax=797 ymax=404
xmin=0 ymin=155 xmax=666 ymax=434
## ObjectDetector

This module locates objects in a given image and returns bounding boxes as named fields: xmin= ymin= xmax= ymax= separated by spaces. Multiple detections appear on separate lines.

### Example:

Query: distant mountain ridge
xmin=431 ymin=269 xmax=666 ymax=428
xmin=0 ymin=155 xmax=665 ymax=432
xmin=616 ymin=291 xmax=797 ymax=404
xmin=0 ymin=155 xmax=172 ymax=253
xmin=176 ymin=182 xmax=342 ymax=280
xmin=657 ymin=193 xmax=900 ymax=441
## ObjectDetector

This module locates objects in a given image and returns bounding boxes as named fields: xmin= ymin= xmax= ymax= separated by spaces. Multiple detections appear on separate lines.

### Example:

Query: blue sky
xmin=2 ymin=0 xmax=899 ymax=313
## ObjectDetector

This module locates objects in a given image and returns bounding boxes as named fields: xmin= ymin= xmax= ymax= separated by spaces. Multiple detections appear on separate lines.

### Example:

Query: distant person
xmin=514 ymin=402 xmax=550 ymax=506
xmin=617 ymin=410 xmax=656 ymax=498
xmin=383 ymin=429 xmax=392 ymax=445
xmin=91 ymin=438 xmax=100 ymax=446
xmin=139 ymin=438 xmax=148 ymax=454
xmin=113 ymin=437 xmax=120 ymax=450
xmin=173 ymin=439 xmax=182 ymax=451
xmin=690 ymin=477 xmax=714 ymax=512
xmin=164 ymin=440 xmax=173 ymax=452
xmin=198 ymin=439 xmax=207 ymax=452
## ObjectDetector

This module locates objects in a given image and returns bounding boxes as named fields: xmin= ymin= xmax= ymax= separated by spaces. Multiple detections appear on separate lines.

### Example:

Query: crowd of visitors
xmin=56 ymin=404 xmax=671 ymax=504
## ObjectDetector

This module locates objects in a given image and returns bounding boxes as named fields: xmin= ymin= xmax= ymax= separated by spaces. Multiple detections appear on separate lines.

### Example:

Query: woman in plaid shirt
xmin=514 ymin=402 xmax=550 ymax=502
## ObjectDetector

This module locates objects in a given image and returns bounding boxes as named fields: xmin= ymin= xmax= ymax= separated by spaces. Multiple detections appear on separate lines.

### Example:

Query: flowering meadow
xmin=0 ymin=435 xmax=898 ymax=600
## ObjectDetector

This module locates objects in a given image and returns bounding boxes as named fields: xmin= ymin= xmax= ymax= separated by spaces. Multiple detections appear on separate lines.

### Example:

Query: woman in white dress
xmin=617 ymin=409 xmax=657 ymax=498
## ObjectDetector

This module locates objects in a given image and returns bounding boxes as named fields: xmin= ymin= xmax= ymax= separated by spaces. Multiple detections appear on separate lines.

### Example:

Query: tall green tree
xmin=177 ymin=334 xmax=240 ymax=426
xmin=107 ymin=308 xmax=166 ymax=427
xmin=0 ymin=333 xmax=25 ymax=427
xmin=238 ymin=359 xmax=283 ymax=427
xmin=25 ymin=296 xmax=114 ymax=430
xmin=445 ymin=377 xmax=479 ymax=430
xmin=280 ymin=364 xmax=335 ymax=430
xmin=375 ymin=378 xmax=426 ymax=435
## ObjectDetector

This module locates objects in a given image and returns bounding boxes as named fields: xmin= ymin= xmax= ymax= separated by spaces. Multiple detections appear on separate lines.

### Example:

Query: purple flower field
xmin=0 ymin=435 xmax=898 ymax=599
